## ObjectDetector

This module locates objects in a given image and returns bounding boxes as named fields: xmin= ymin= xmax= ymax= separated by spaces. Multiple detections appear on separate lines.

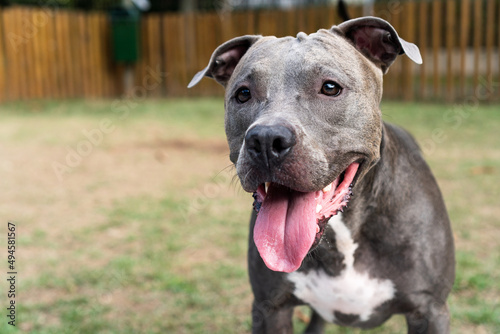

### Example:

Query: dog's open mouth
xmin=251 ymin=162 xmax=359 ymax=273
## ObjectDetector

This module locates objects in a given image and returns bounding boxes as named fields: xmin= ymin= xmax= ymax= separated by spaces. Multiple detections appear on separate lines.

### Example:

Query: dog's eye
xmin=236 ymin=87 xmax=251 ymax=103
xmin=321 ymin=81 xmax=342 ymax=97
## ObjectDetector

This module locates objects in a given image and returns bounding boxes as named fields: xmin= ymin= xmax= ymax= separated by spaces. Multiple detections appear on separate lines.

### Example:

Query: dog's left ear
xmin=335 ymin=16 xmax=422 ymax=74
xmin=188 ymin=35 xmax=262 ymax=88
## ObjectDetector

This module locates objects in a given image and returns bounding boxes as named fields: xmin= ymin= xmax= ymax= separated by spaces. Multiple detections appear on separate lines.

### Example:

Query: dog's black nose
xmin=245 ymin=125 xmax=296 ymax=167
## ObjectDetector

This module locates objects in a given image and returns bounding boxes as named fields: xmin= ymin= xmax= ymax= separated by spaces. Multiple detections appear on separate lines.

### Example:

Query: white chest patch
xmin=287 ymin=214 xmax=395 ymax=323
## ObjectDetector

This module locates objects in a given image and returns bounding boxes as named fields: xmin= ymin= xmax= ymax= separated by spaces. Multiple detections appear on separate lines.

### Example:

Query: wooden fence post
xmin=432 ymin=0 xmax=442 ymax=100
xmin=459 ymin=0 xmax=470 ymax=98
xmin=403 ymin=1 xmax=416 ymax=101
xmin=418 ymin=0 xmax=428 ymax=100
xmin=473 ymin=0 xmax=482 ymax=96
xmin=446 ymin=0 xmax=455 ymax=102
xmin=485 ymin=0 xmax=495 ymax=102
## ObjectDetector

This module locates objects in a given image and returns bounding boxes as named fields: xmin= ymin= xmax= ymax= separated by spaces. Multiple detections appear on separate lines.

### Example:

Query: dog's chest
xmin=287 ymin=214 xmax=395 ymax=323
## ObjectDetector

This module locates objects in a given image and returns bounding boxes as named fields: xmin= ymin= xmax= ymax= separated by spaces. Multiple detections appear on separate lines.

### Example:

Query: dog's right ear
xmin=188 ymin=35 xmax=262 ymax=88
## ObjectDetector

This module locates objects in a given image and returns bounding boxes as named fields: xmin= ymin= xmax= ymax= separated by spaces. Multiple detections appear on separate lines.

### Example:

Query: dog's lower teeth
xmin=316 ymin=204 xmax=322 ymax=213
xmin=322 ymin=184 xmax=332 ymax=193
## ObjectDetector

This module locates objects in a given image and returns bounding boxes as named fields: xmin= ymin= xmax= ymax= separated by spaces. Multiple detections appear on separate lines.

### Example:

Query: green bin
xmin=110 ymin=8 xmax=140 ymax=63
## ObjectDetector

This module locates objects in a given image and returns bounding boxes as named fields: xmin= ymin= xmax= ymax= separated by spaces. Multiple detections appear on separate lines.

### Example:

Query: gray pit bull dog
xmin=189 ymin=16 xmax=455 ymax=334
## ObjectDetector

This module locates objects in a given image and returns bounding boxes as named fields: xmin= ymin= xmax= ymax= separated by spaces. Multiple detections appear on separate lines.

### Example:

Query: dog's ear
xmin=335 ymin=17 xmax=422 ymax=74
xmin=188 ymin=35 xmax=262 ymax=88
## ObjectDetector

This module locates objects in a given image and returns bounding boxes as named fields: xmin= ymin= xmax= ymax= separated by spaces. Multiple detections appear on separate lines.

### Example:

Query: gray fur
xmin=189 ymin=16 xmax=454 ymax=334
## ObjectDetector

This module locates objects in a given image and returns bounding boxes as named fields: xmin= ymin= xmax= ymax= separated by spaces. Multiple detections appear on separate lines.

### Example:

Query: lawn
xmin=0 ymin=98 xmax=498 ymax=333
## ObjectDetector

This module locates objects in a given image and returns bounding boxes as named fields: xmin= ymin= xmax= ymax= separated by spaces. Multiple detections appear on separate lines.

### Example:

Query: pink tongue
xmin=253 ymin=184 xmax=317 ymax=273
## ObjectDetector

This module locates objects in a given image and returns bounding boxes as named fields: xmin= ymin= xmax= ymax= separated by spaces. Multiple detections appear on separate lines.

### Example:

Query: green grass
xmin=0 ymin=98 xmax=498 ymax=333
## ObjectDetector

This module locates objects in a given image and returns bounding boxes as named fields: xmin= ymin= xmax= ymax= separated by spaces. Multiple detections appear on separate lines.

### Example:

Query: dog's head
xmin=189 ymin=17 xmax=421 ymax=273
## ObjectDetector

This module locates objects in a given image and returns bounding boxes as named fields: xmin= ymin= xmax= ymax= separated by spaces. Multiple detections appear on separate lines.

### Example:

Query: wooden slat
xmin=305 ymin=7 xmax=316 ymax=34
xmin=79 ymin=12 xmax=91 ymax=97
xmin=87 ymin=12 xmax=97 ymax=97
xmin=326 ymin=5 xmax=336 ymax=27
xmin=47 ymin=9 xmax=60 ymax=99
xmin=31 ymin=9 xmax=43 ymax=98
xmin=446 ymin=0 xmax=455 ymax=102
xmin=258 ymin=10 xmax=278 ymax=36
xmin=162 ymin=14 xmax=174 ymax=97
xmin=244 ymin=10 xmax=256 ymax=35
xmin=473 ymin=0 xmax=482 ymax=93
xmin=41 ymin=9 xmax=52 ymax=99
xmin=193 ymin=13 xmax=208 ymax=96
xmin=93 ymin=13 xmax=104 ymax=98
xmin=98 ymin=13 xmax=112 ymax=98
xmin=459 ymin=0 xmax=470 ymax=97
xmin=296 ymin=7 xmax=307 ymax=33
xmin=418 ymin=0 xmax=428 ymax=99
xmin=432 ymin=0 xmax=442 ymax=99
xmin=107 ymin=14 xmax=120 ymax=98
xmin=285 ymin=9 xmax=296 ymax=36
xmin=63 ymin=10 xmax=74 ymax=97
xmin=166 ymin=14 xmax=187 ymax=97
xmin=21 ymin=7 xmax=32 ymax=99
xmin=0 ymin=8 xmax=7 ymax=101
xmin=104 ymin=12 xmax=118 ymax=98
xmin=26 ymin=8 xmax=38 ymax=99
xmin=350 ymin=3 xmax=364 ymax=19
xmin=174 ymin=13 xmax=187 ymax=96
xmin=175 ymin=13 xmax=188 ymax=97
xmin=70 ymin=11 xmax=84 ymax=98
xmin=306 ymin=7 xmax=316 ymax=33
xmin=90 ymin=13 xmax=102 ymax=98
xmin=30 ymin=9 xmax=41 ymax=98
xmin=267 ymin=9 xmax=284 ymax=37
xmin=11 ymin=7 xmax=22 ymax=99
xmin=107 ymin=14 xmax=119 ymax=98
xmin=184 ymin=12 xmax=196 ymax=97
xmin=485 ymin=0 xmax=494 ymax=101
xmin=219 ymin=11 xmax=233 ymax=42
xmin=79 ymin=12 xmax=90 ymax=97
xmin=402 ymin=1 xmax=416 ymax=101
xmin=197 ymin=13 xmax=210 ymax=95
xmin=17 ymin=7 xmax=29 ymax=99
xmin=95 ymin=13 xmax=106 ymax=98
xmin=92 ymin=12 xmax=102 ymax=97
xmin=206 ymin=12 xmax=222 ymax=95
xmin=4 ymin=7 xmax=19 ymax=100
xmin=133 ymin=14 xmax=146 ymax=92
xmin=101 ymin=12 xmax=113 ymax=98
xmin=390 ymin=3 xmax=403 ymax=99
xmin=54 ymin=9 xmax=68 ymax=98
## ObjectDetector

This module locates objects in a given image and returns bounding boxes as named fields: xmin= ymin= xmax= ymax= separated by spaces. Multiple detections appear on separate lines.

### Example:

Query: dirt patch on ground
xmin=0 ymin=115 xmax=238 ymax=325
xmin=136 ymin=137 xmax=229 ymax=154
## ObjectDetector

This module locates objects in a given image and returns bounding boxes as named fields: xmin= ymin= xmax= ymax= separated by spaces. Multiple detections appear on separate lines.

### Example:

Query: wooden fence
xmin=0 ymin=0 xmax=498 ymax=102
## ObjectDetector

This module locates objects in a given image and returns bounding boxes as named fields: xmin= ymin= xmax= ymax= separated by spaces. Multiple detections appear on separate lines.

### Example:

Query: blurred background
xmin=0 ymin=0 xmax=498 ymax=333
xmin=0 ymin=0 xmax=498 ymax=102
